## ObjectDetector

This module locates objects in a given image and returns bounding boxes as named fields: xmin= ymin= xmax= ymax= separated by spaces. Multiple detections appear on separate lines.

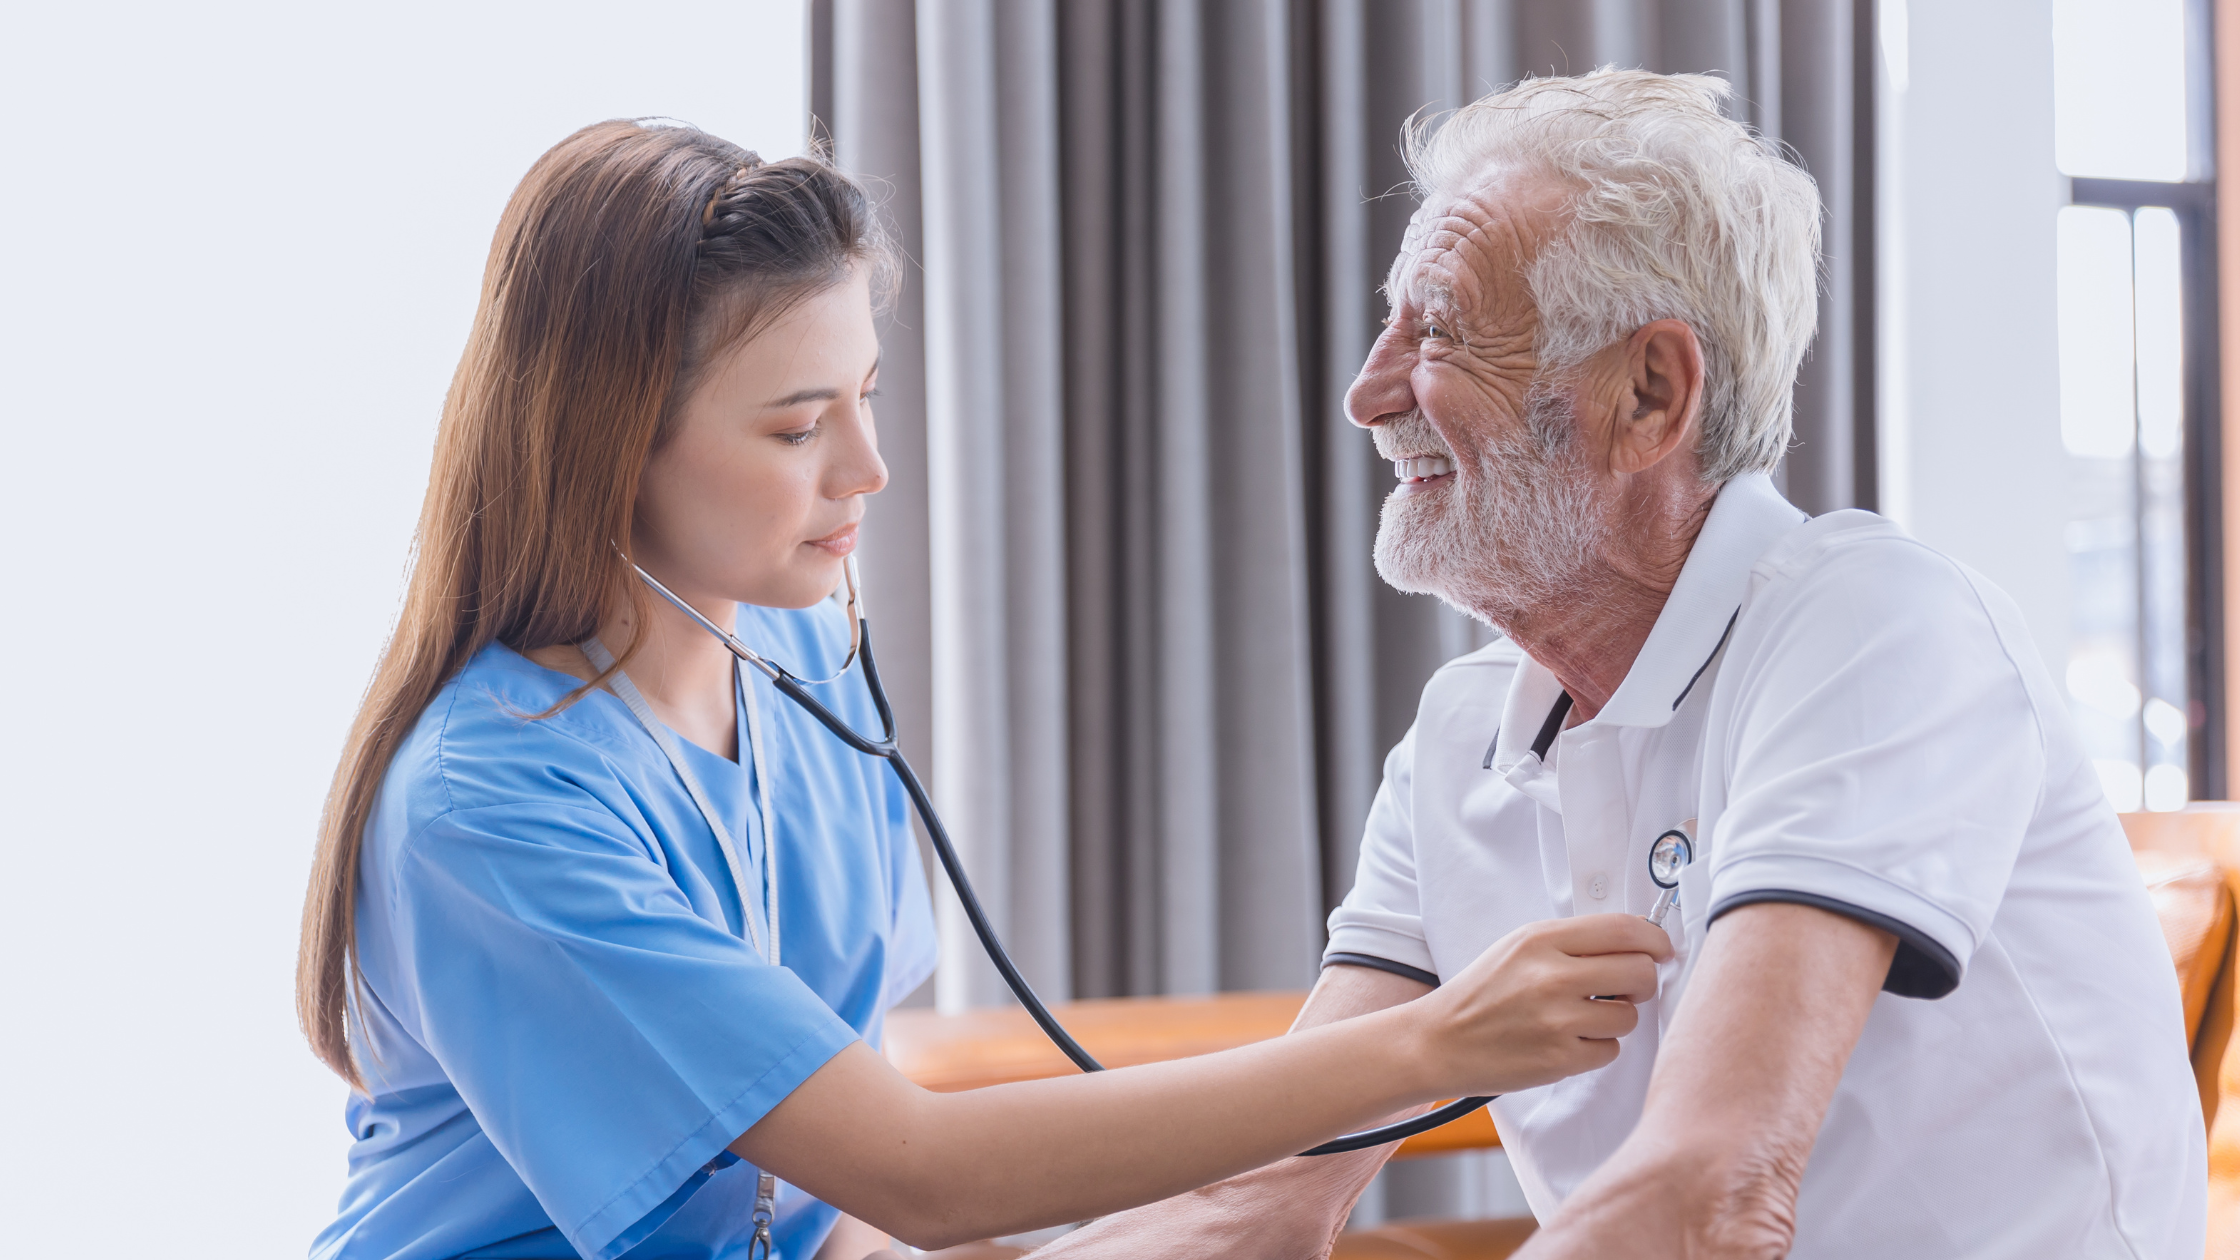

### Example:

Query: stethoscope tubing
xmin=641 ymin=564 xmax=1489 ymax=1155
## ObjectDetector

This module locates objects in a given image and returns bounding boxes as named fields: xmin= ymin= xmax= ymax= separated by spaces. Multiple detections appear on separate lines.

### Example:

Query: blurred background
xmin=0 ymin=0 xmax=2225 ymax=1251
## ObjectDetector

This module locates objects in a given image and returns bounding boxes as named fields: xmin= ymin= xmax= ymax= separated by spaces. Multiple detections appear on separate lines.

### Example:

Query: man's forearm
xmin=1519 ymin=902 xmax=1897 ymax=1258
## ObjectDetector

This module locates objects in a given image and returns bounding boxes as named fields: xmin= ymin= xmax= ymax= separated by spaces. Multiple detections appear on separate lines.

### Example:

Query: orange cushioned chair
xmin=2121 ymin=806 xmax=2240 ymax=1259
xmin=897 ymin=808 xmax=2240 ymax=1259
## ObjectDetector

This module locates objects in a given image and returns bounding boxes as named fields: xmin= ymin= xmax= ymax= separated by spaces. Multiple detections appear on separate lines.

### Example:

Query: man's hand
xmin=1513 ymin=902 xmax=1896 ymax=1259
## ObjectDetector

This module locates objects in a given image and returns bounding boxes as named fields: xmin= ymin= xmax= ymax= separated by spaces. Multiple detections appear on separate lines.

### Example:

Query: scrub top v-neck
xmin=315 ymin=599 xmax=938 ymax=1260
xmin=668 ymin=678 xmax=769 ymax=942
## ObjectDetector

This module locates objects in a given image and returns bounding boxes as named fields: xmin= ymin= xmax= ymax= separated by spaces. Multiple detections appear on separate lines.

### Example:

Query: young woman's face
xmin=634 ymin=267 xmax=885 ymax=611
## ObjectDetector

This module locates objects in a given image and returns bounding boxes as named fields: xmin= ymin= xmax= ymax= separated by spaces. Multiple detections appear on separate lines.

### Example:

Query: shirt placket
xmin=1498 ymin=724 xmax=1573 ymax=917
xmin=1556 ymin=725 xmax=1633 ymax=916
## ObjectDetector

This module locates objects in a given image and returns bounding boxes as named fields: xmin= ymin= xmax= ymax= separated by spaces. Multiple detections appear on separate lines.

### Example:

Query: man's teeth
xmin=1394 ymin=455 xmax=1456 ymax=481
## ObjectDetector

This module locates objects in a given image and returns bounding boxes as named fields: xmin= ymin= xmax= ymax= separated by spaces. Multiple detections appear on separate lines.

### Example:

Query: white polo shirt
xmin=1327 ymin=473 xmax=2206 ymax=1258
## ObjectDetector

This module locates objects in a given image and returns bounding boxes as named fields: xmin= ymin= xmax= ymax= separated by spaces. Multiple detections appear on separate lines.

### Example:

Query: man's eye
xmin=1423 ymin=320 xmax=1446 ymax=340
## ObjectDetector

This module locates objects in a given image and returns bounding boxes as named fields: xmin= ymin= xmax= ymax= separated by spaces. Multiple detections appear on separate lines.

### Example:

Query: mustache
xmin=1371 ymin=383 xmax=1577 ymax=466
xmin=1371 ymin=412 xmax=1451 ymax=461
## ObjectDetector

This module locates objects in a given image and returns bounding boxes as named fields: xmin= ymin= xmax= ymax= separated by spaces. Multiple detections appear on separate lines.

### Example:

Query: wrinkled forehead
xmin=1385 ymin=169 xmax=1569 ymax=317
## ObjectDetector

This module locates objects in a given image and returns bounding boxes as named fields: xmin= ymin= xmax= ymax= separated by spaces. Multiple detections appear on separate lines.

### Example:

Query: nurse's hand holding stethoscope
xmin=1420 ymin=913 xmax=1676 ymax=1095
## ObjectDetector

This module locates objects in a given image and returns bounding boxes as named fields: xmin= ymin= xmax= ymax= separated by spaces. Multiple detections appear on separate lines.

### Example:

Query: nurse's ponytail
xmin=297 ymin=120 xmax=892 ymax=1090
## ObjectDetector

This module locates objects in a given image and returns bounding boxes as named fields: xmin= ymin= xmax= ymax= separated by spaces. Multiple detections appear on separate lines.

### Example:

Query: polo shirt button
xmin=1589 ymin=873 xmax=1609 ymax=900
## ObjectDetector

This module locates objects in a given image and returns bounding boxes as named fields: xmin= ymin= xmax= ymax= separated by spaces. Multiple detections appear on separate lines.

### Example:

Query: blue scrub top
xmin=313 ymin=600 xmax=939 ymax=1260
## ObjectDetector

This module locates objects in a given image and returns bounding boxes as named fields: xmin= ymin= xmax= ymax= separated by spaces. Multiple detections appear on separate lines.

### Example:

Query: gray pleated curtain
xmin=809 ymin=0 xmax=1872 ymax=1016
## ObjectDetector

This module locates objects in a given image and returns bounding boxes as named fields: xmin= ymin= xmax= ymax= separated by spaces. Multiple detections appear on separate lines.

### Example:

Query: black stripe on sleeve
xmin=1709 ymin=890 xmax=1962 ymax=999
xmin=1323 ymin=952 xmax=1441 ymax=989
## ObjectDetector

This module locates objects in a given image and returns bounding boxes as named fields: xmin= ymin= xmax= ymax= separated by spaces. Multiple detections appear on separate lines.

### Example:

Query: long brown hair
xmin=298 ymin=120 xmax=888 ymax=1089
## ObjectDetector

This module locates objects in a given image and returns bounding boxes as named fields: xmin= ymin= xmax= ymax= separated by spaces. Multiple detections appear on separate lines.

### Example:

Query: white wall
xmin=1878 ymin=0 xmax=2074 ymax=669
xmin=0 ymin=5 xmax=803 ymax=1253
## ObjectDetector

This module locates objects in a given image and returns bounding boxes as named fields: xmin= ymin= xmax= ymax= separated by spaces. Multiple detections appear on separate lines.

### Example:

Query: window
xmin=2054 ymin=0 xmax=2220 ymax=807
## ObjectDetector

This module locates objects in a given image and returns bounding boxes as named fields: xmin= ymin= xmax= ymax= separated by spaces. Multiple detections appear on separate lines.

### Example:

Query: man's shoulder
xmin=1745 ymin=509 xmax=2034 ymax=646
xmin=1723 ymin=508 xmax=2057 ymax=727
xmin=1753 ymin=509 xmax=1980 ymax=594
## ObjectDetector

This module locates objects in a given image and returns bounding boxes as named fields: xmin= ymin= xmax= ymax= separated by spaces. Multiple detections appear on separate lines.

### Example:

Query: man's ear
xmin=1611 ymin=319 xmax=1705 ymax=475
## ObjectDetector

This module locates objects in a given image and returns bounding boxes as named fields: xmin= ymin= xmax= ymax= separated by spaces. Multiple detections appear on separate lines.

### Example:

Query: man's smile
xmin=1394 ymin=454 xmax=1457 ymax=495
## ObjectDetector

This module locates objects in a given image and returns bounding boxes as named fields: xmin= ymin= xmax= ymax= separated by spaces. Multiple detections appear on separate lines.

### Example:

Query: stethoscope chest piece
xmin=1646 ymin=827 xmax=1694 ymax=927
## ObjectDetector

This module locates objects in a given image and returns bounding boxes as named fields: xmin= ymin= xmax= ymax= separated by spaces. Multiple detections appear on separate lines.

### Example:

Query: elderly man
xmin=1039 ymin=69 xmax=2204 ymax=1259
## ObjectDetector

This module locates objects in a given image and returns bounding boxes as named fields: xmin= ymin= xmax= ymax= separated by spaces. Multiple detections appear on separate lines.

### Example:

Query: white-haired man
xmin=1037 ymin=69 xmax=2204 ymax=1259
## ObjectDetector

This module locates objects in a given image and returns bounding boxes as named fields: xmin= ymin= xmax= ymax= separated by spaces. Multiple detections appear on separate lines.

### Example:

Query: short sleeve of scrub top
xmin=395 ymin=801 xmax=852 ymax=1252
xmin=319 ymin=599 xmax=938 ymax=1260
xmin=1703 ymin=529 xmax=2047 ymax=998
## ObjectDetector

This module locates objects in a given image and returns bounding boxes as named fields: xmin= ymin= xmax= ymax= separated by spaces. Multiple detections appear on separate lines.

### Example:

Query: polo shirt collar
xmin=1594 ymin=472 xmax=1807 ymax=728
xmin=1484 ymin=473 xmax=1807 ymax=793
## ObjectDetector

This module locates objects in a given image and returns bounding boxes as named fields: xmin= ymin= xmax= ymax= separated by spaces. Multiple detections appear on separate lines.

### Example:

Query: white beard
xmin=1372 ymin=384 xmax=1609 ymax=626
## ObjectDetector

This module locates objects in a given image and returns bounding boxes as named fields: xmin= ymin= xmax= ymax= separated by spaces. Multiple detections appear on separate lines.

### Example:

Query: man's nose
xmin=1345 ymin=323 xmax=1418 ymax=430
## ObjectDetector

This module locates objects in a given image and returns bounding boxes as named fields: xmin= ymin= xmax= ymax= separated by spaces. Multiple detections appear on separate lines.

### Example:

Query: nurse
xmin=298 ymin=119 xmax=1672 ymax=1260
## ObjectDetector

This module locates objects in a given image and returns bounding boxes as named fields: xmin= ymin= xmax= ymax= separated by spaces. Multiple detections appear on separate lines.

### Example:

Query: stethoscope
xmin=625 ymin=554 xmax=1494 ymax=1155
xmin=633 ymin=556 xmax=1705 ymax=1156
